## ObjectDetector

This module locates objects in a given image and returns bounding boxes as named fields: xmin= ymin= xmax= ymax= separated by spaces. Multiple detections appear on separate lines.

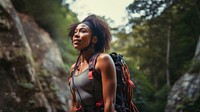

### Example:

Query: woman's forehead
xmin=76 ymin=23 xmax=90 ymax=30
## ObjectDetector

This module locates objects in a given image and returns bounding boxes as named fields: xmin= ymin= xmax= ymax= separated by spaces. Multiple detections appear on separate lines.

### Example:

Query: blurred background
xmin=0 ymin=0 xmax=200 ymax=112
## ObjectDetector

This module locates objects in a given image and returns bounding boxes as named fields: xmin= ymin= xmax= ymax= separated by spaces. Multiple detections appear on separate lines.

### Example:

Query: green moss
xmin=50 ymin=82 xmax=59 ymax=92
xmin=188 ymin=60 xmax=200 ymax=73
xmin=11 ymin=47 xmax=36 ymax=67
xmin=27 ymin=99 xmax=35 ymax=107
xmin=176 ymin=94 xmax=200 ymax=112
xmin=41 ymin=69 xmax=50 ymax=77
xmin=18 ymin=82 xmax=34 ymax=89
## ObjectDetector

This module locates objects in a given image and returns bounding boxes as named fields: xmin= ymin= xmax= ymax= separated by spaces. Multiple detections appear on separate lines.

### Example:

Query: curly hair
xmin=68 ymin=14 xmax=112 ymax=53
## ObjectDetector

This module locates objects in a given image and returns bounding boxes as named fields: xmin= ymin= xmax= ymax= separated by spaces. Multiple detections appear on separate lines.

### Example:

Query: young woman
xmin=68 ymin=15 xmax=117 ymax=112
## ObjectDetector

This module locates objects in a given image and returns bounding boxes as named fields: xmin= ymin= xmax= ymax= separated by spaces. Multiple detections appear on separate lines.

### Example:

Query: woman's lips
xmin=73 ymin=39 xmax=81 ymax=44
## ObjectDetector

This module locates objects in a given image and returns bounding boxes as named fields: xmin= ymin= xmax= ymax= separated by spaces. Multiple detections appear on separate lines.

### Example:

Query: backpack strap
xmin=88 ymin=53 xmax=101 ymax=79
xmin=88 ymin=53 xmax=103 ymax=106
xmin=89 ymin=53 xmax=101 ymax=70
xmin=131 ymin=101 xmax=139 ymax=112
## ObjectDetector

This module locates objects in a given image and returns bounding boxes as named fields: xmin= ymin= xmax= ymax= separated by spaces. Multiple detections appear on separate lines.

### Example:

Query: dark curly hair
xmin=68 ymin=14 xmax=112 ymax=53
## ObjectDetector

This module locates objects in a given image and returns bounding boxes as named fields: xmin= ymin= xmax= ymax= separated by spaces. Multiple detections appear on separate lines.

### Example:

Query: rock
xmin=0 ymin=0 xmax=70 ymax=111
xmin=19 ymin=13 xmax=71 ymax=111
xmin=165 ymin=37 xmax=200 ymax=112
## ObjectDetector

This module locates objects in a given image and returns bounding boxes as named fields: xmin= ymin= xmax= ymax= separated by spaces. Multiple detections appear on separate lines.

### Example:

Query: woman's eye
xmin=80 ymin=28 xmax=87 ymax=33
xmin=74 ymin=30 xmax=77 ymax=34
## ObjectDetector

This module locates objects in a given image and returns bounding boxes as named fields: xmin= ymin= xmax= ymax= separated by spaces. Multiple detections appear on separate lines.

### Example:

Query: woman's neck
xmin=80 ymin=49 xmax=95 ymax=63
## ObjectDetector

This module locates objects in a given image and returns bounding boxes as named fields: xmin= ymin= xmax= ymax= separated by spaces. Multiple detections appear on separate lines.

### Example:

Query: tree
xmin=125 ymin=0 xmax=200 ymax=111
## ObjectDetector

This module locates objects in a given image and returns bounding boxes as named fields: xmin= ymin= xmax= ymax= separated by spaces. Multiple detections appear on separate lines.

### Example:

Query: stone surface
xmin=165 ymin=37 xmax=200 ymax=112
xmin=0 ymin=0 xmax=70 ymax=111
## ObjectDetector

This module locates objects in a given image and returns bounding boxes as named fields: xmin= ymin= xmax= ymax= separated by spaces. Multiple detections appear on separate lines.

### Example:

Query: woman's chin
xmin=74 ymin=46 xmax=82 ymax=51
xmin=73 ymin=45 xmax=79 ymax=49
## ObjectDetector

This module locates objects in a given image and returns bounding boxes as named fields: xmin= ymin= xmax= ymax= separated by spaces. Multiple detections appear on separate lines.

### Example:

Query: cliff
xmin=165 ymin=37 xmax=200 ymax=112
xmin=0 ymin=0 xmax=70 ymax=111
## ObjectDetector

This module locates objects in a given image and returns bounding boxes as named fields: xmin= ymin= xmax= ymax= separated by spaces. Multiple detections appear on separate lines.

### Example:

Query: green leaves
xmin=115 ymin=0 xmax=200 ymax=111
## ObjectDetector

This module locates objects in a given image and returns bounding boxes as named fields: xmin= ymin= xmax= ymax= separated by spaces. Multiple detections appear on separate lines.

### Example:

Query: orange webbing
xmin=124 ymin=64 xmax=134 ymax=99
xmin=131 ymin=101 xmax=139 ymax=112
xmin=122 ymin=63 xmax=139 ymax=112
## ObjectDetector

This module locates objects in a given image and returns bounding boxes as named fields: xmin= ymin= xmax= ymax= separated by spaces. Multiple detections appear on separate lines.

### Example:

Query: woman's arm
xmin=69 ymin=64 xmax=77 ymax=112
xmin=96 ymin=53 xmax=117 ymax=112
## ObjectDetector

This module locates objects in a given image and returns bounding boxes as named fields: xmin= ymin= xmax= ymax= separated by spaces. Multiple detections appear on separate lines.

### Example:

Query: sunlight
xmin=65 ymin=0 xmax=134 ymax=27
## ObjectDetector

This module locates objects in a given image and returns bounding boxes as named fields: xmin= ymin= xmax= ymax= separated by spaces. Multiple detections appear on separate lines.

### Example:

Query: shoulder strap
xmin=88 ymin=53 xmax=101 ymax=80
xmin=88 ymin=53 xmax=102 ymax=105
xmin=89 ymin=53 xmax=101 ymax=71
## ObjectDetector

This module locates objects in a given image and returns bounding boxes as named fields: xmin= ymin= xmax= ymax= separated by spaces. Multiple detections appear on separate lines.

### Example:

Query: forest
xmin=0 ymin=0 xmax=200 ymax=112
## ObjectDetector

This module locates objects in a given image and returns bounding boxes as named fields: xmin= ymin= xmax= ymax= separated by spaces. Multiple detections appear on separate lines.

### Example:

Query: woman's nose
xmin=74 ymin=31 xmax=80 ymax=38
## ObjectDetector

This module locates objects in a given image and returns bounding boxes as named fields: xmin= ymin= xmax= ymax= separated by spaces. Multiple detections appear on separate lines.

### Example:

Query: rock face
xmin=0 ymin=0 xmax=70 ymax=111
xmin=165 ymin=37 xmax=200 ymax=112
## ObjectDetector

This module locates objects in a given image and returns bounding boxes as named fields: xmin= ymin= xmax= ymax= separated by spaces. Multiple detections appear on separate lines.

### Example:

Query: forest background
xmin=10 ymin=0 xmax=200 ymax=111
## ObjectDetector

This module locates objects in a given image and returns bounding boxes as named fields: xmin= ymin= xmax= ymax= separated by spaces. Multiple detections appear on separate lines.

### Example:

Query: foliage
xmin=132 ymin=70 xmax=153 ymax=112
xmin=110 ymin=0 xmax=200 ymax=111
xmin=176 ymin=94 xmax=200 ymax=112
xmin=126 ymin=0 xmax=171 ymax=19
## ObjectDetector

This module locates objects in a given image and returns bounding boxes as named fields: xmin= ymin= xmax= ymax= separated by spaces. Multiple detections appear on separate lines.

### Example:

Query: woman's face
xmin=72 ymin=23 xmax=93 ymax=50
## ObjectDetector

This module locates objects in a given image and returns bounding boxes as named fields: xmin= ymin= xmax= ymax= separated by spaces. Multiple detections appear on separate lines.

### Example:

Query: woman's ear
xmin=92 ymin=36 xmax=98 ymax=44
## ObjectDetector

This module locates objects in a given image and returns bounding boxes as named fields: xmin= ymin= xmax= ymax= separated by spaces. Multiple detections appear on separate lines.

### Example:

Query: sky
xmin=66 ymin=0 xmax=136 ymax=27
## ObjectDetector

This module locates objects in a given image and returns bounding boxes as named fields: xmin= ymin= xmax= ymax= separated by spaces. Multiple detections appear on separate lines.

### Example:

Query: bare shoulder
xmin=96 ymin=53 xmax=114 ymax=70
xmin=97 ymin=53 xmax=113 ymax=62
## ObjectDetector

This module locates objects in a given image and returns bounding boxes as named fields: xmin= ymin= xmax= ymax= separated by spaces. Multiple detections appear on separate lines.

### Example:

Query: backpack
xmin=89 ymin=52 xmax=139 ymax=112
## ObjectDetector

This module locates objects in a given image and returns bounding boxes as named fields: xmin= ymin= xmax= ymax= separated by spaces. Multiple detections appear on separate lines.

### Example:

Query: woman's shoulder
xmin=96 ymin=53 xmax=114 ymax=68
xmin=97 ymin=53 xmax=112 ymax=61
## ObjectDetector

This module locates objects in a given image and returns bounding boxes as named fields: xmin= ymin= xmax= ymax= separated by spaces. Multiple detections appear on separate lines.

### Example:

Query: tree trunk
xmin=166 ymin=20 xmax=171 ymax=87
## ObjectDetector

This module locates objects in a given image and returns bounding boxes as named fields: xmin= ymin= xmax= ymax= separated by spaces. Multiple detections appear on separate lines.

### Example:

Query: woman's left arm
xmin=96 ymin=53 xmax=117 ymax=112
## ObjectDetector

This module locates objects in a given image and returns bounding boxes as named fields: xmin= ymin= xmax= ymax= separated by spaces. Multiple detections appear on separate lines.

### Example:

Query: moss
xmin=41 ymin=69 xmax=50 ymax=77
xmin=7 ymin=47 xmax=36 ymax=72
xmin=188 ymin=60 xmax=200 ymax=74
xmin=176 ymin=94 xmax=200 ymax=112
xmin=50 ymin=82 xmax=59 ymax=92
xmin=27 ymin=99 xmax=35 ymax=107
xmin=18 ymin=82 xmax=34 ymax=89
xmin=20 ymin=49 xmax=35 ymax=67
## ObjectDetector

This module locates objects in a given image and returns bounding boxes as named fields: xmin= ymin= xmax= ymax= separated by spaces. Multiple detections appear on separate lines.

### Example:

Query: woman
xmin=68 ymin=15 xmax=117 ymax=112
